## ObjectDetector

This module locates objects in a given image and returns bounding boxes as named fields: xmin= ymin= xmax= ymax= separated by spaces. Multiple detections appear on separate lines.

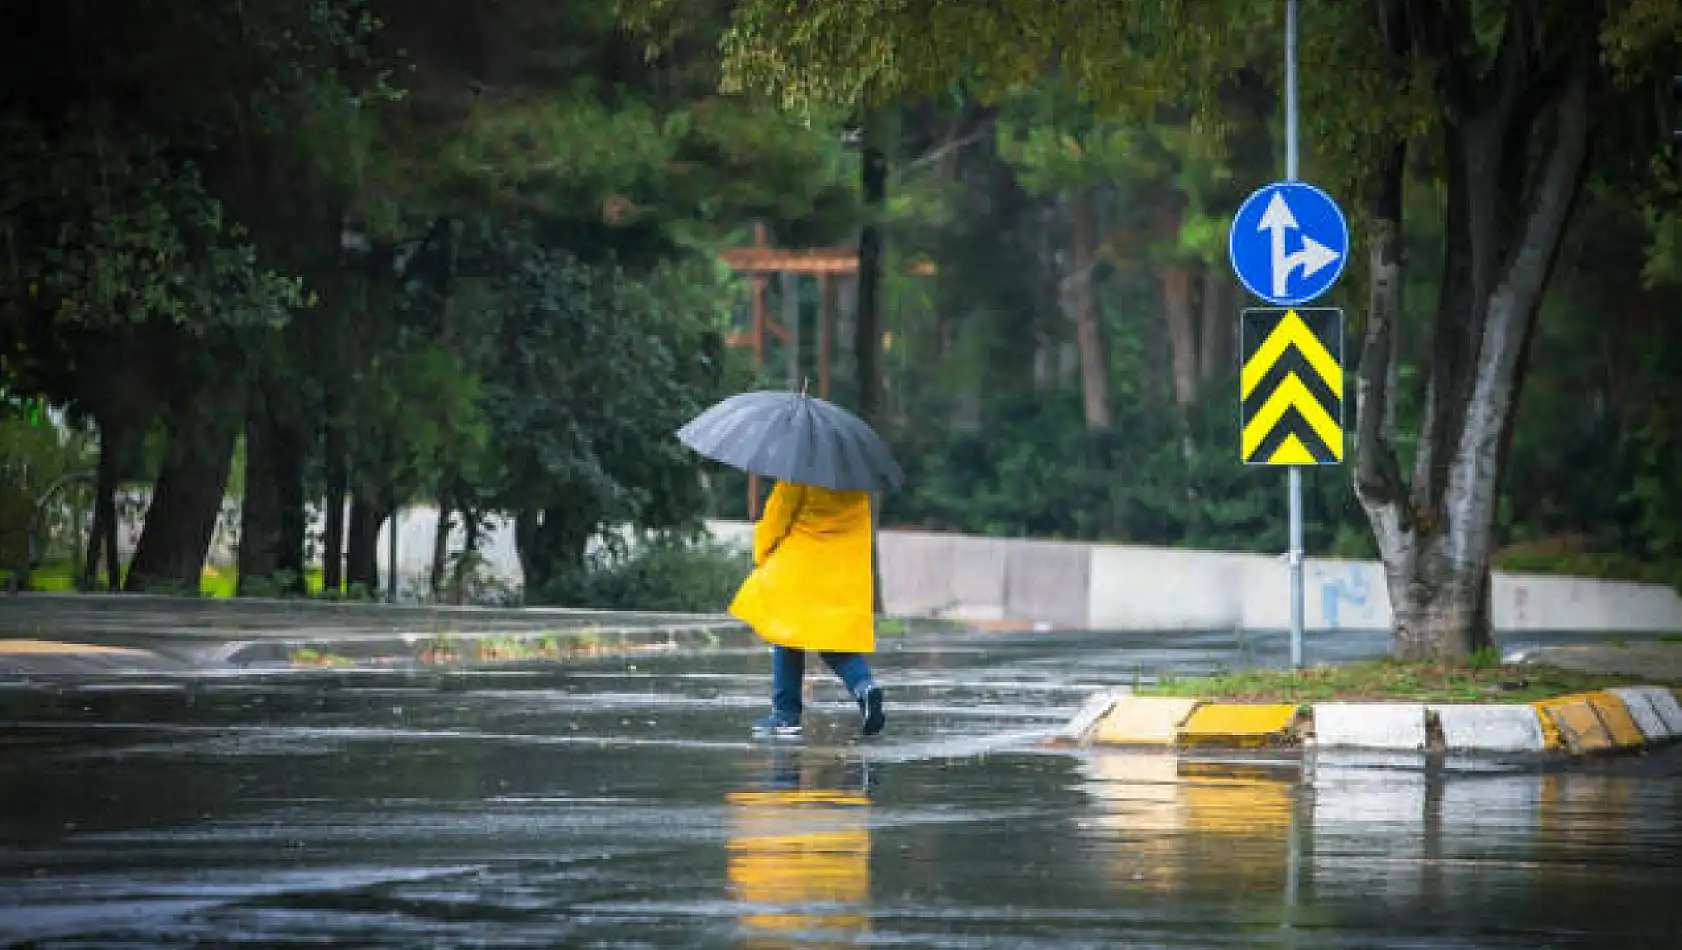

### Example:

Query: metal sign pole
xmin=1285 ymin=0 xmax=1305 ymax=669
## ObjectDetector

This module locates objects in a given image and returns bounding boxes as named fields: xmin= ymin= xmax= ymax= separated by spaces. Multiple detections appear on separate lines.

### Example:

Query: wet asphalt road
xmin=2 ymin=626 xmax=1682 ymax=948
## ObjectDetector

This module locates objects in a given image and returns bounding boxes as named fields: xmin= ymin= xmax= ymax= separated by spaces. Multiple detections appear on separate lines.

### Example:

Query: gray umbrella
xmin=676 ymin=389 xmax=904 ymax=493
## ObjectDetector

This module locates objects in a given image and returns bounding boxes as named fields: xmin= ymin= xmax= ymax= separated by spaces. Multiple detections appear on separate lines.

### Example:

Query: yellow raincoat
xmin=728 ymin=481 xmax=875 ymax=654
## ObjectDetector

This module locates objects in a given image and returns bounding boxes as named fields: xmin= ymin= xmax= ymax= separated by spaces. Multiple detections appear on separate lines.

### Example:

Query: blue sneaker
xmin=751 ymin=715 xmax=802 ymax=739
xmin=857 ymin=685 xmax=885 ymax=736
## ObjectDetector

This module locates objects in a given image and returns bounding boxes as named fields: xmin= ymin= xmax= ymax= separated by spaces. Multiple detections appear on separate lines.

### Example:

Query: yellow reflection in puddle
xmin=1539 ymin=772 xmax=1632 ymax=845
xmin=726 ymin=759 xmax=873 ymax=948
xmin=1080 ymin=755 xmax=1296 ymax=895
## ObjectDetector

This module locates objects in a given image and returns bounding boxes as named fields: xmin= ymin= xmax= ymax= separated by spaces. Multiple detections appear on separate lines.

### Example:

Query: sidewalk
xmin=0 ymin=593 xmax=749 ymax=675
xmin=1519 ymin=640 xmax=1682 ymax=680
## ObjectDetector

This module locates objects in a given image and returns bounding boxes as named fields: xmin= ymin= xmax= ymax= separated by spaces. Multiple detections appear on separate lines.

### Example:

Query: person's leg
xmin=820 ymin=652 xmax=885 ymax=736
xmin=819 ymin=651 xmax=873 ymax=694
xmin=765 ymin=645 xmax=805 ymax=727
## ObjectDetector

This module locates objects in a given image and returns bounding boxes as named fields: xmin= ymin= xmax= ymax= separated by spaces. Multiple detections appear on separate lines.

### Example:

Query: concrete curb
xmin=212 ymin=620 xmax=752 ymax=669
xmin=0 ymin=621 xmax=754 ymax=676
xmin=0 ymin=639 xmax=188 ymax=676
xmin=1069 ymin=687 xmax=1682 ymax=758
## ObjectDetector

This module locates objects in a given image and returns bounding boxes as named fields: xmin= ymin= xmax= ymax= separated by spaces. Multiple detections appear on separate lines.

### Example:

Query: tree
xmin=616 ymin=0 xmax=1679 ymax=658
xmin=357 ymin=0 xmax=853 ymax=598
xmin=0 ymin=0 xmax=380 ymax=593
xmin=994 ymin=82 xmax=1124 ymax=430
xmin=1347 ymin=2 xmax=1600 ymax=658
xmin=476 ymin=235 xmax=734 ymax=594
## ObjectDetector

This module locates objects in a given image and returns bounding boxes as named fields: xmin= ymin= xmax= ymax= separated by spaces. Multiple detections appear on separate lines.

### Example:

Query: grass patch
xmin=1139 ymin=659 xmax=1654 ymax=704
xmin=16 ymin=560 xmax=331 ymax=599
xmin=876 ymin=617 xmax=973 ymax=637
xmin=289 ymin=648 xmax=352 ymax=668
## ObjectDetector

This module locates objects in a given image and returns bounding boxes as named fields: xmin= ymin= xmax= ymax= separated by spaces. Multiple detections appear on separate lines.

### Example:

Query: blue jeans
xmin=771 ymin=645 xmax=874 ymax=723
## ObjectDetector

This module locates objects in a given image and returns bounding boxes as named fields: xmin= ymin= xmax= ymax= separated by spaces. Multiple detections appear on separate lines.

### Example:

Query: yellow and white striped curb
xmin=1077 ymin=696 xmax=1301 ymax=749
xmin=0 ymin=638 xmax=149 ymax=657
xmin=1073 ymin=687 xmax=1682 ymax=756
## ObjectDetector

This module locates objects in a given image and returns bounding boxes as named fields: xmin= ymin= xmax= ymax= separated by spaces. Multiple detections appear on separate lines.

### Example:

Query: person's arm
xmin=752 ymin=482 xmax=804 ymax=566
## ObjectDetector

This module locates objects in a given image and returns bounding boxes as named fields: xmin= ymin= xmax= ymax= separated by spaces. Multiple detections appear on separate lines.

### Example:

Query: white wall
xmin=709 ymin=520 xmax=1682 ymax=635
xmin=108 ymin=500 xmax=1682 ymax=633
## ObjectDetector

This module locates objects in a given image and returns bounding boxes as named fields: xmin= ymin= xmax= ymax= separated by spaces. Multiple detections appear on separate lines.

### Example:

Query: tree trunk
xmin=345 ymin=491 xmax=386 ymax=595
xmin=1353 ymin=28 xmax=1594 ymax=659
xmin=83 ymin=421 xmax=123 ymax=592
xmin=1034 ymin=198 xmax=1062 ymax=390
xmin=277 ymin=439 xmax=306 ymax=593
xmin=125 ymin=393 xmax=241 ymax=594
xmin=855 ymin=118 xmax=887 ymax=431
xmin=82 ymin=487 xmax=107 ymax=592
xmin=237 ymin=405 xmax=306 ymax=595
xmin=514 ymin=509 xmax=542 ymax=593
xmin=1358 ymin=143 xmax=1503 ymax=661
xmin=1197 ymin=268 xmax=1229 ymax=383
xmin=79 ymin=350 xmax=151 ymax=592
xmin=452 ymin=509 xmax=480 ymax=605
xmin=238 ymin=414 xmax=280 ymax=594
xmin=1069 ymin=186 xmax=1112 ymax=430
xmin=1162 ymin=264 xmax=1198 ymax=409
xmin=515 ymin=504 xmax=594 ymax=599
xmin=430 ymin=502 xmax=453 ymax=600
xmin=856 ymin=115 xmax=889 ymax=616
xmin=321 ymin=423 xmax=347 ymax=596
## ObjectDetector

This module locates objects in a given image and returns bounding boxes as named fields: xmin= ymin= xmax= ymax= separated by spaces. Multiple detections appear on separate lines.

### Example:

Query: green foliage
xmin=0 ymin=414 xmax=95 ymax=573
xmin=478 ymin=233 xmax=734 ymax=534
xmin=884 ymin=385 xmax=1358 ymax=553
xmin=533 ymin=533 xmax=752 ymax=613
xmin=0 ymin=119 xmax=305 ymax=335
xmin=340 ymin=337 xmax=491 ymax=505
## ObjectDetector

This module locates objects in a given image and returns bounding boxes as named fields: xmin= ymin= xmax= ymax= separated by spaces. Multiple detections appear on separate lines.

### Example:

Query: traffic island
xmin=1058 ymin=661 xmax=1682 ymax=760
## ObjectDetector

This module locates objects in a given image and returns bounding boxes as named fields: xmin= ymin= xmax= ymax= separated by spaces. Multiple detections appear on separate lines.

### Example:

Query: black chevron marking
xmin=1240 ymin=307 xmax=1342 ymax=357
xmin=1240 ymin=349 xmax=1343 ymax=422
xmin=1243 ymin=405 xmax=1342 ymax=465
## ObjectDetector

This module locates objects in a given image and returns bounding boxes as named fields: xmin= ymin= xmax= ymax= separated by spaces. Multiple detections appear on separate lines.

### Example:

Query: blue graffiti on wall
xmin=1316 ymin=565 xmax=1373 ymax=631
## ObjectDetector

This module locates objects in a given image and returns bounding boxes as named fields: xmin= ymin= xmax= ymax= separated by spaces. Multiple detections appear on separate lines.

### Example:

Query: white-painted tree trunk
xmin=1353 ymin=15 xmax=1594 ymax=660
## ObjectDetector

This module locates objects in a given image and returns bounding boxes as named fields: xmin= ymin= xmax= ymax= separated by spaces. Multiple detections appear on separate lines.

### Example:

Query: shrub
xmin=534 ymin=532 xmax=751 ymax=613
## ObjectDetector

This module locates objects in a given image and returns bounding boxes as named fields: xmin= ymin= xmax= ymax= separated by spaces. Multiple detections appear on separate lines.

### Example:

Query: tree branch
xmin=1355 ymin=144 xmax=1409 ymax=509
xmin=1445 ymin=46 xmax=1593 ymax=568
xmin=902 ymin=117 xmax=997 ymax=174
xmin=1481 ymin=0 xmax=1535 ymax=126
xmin=1403 ymin=0 xmax=1473 ymax=116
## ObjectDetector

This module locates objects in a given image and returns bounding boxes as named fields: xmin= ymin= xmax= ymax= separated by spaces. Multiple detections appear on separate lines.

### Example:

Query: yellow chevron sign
xmin=1239 ymin=308 xmax=1344 ymax=465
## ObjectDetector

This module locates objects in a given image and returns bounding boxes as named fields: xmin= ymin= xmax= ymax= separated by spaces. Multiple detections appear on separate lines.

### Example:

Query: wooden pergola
xmin=714 ymin=225 xmax=847 ymax=518
xmin=718 ymin=225 xmax=852 ymax=402
xmin=715 ymin=225 xmax=931 ymax=518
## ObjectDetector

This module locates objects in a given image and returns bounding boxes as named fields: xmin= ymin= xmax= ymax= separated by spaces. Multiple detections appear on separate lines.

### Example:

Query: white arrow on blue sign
xmin=1228 ymin=181 xmax=1350 ymax=307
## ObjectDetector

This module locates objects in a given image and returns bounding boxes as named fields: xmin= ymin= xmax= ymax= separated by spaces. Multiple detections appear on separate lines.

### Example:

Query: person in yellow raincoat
xmin=729 ymin=479 xmax=885 ymax=738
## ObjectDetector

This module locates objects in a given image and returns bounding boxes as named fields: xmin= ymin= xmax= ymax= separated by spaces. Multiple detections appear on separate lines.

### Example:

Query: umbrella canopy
xmin=677 ymin=390 xmax=904 ymax=493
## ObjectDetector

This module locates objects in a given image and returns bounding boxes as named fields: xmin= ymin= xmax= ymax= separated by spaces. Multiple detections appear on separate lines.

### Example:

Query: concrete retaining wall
xmin=108 ymin=500 xmax=1682 ymax=634
xmin=707 ymin=520 xmax=1682 ymax=634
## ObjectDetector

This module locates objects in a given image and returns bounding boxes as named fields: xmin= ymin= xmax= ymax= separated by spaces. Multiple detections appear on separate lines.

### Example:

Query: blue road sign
xmin=1228 ymin=181 xmax=1349 ymax=306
